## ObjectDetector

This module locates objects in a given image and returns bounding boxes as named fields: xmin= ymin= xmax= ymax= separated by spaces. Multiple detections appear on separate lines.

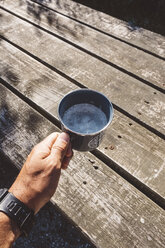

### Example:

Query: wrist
xmin=9 ymin=183 xmax=37 ymax=214
xmin=0 ymin=212 xmax=20 ymax=247
xmin=0 ymin=189 xmax=35 ymax=236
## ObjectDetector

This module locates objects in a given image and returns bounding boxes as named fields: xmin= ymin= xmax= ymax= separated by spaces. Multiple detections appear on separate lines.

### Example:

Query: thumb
xmin=51 ymin=132 xmax=70 ymax=161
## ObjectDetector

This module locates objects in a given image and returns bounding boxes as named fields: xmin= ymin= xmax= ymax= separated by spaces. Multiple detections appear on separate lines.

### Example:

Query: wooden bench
xmin=0 ymin=0 xmax=165 ymax=247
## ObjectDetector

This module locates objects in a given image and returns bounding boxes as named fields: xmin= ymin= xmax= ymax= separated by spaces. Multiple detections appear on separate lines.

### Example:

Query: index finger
xmin=50 ymin=132 xmax=70 ymax=161
xmin=40 ymin=132 xmax=59 ymax=149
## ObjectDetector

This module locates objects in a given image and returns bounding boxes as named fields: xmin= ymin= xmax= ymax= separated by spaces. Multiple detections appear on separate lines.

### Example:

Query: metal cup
xmin=58 ymin=89 xmax=113 ymax=151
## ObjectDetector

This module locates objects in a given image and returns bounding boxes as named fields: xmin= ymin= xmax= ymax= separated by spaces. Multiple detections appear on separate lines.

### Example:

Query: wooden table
xmin=0 ymin=0 xmax=165 ymax=247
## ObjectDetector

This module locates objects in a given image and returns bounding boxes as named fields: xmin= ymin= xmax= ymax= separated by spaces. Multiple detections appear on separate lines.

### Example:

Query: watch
xmin=0 ymin=188 xmax=35 ymax=236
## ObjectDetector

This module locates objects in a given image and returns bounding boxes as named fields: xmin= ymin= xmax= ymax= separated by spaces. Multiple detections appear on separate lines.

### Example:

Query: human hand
xmin=9 ymin=132 xmax=73 ymax=214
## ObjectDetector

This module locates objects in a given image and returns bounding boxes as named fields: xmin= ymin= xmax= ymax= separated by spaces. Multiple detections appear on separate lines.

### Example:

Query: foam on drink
xmin=62 ymin=103 xmax=107 ymax=134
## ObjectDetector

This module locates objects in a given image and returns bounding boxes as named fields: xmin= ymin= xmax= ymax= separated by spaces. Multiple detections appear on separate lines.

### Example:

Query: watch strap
xmin=0 ymin=190 xmax=34 ymax=236
xmin=0 ymin=188 xmax=8 ymax=201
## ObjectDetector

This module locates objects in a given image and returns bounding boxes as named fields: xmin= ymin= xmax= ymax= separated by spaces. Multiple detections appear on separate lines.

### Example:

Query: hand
xmin=9 ymin=132 xmax=73 ymax=214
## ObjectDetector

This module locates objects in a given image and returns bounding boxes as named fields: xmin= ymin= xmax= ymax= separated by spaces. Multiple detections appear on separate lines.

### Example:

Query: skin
xmin=0 ymin=132 xmax=73 ymax=248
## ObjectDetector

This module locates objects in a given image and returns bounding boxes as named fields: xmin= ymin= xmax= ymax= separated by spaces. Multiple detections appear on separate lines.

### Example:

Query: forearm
xmin=0 ymin=212 xmax=20 ymax=248
xmin=0 ymin=132 xmax=72 ymax=247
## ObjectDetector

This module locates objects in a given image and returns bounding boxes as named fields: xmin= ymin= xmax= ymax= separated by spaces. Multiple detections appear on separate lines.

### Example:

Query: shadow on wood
xmin=0 ymin=153 xmax=95 ymax=248
xmin=73 ymin=0 xmax=165 ymax=35
xmin=25 ymin=0 xmax=86 ymax=38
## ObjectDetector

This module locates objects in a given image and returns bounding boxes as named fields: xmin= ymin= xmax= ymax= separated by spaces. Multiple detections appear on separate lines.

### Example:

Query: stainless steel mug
xmin=58 ymin=89 xmax=113 ymax=151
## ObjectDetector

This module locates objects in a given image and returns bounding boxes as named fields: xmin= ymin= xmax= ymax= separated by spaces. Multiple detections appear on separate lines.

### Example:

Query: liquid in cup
xmin=62 ymin=103 xmax=107 ymax=134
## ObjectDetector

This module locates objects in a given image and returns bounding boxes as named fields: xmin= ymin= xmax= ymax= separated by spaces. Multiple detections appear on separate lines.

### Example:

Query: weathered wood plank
xmin=30 ymin=0 xmax=165 ymax=57
xmin=0 ymin=83 xmax=165 ymax=248
xmin=0 ymin=9 xmax=164 ymax=137
xmin=1 ymin=0 xmax=165 ymax=89
xmin=0 ymin=40 xmax=165 ymax=200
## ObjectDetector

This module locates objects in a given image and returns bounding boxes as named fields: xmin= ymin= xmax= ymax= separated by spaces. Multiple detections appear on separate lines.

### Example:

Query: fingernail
xmin=58 ymin=132 xmax=70 ymax=143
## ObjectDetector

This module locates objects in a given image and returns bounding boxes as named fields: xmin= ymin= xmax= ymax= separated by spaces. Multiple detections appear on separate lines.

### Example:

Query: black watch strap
xmin=0 ymin=188 xmax=8 ymax=201
xmin=0 ymin=188 xmax=35 ymax=236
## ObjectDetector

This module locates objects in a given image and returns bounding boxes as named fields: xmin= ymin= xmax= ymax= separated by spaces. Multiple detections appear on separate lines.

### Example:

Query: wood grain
xmin=0 ymin=83 xmax=165 ymax=248
xmin=0 ymin=9 xmax=164 ymax=136
xmin=0 ymin=41 xmax=165 ymax=200
xmin=30 ymin=0 xmax=165 ymax=57
xmin=1 ymin=0 xmax=165 ymax=89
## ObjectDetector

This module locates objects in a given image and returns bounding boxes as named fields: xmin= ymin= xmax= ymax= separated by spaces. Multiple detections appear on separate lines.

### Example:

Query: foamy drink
xmin=63 ymin=103 xmax=107 ymax=134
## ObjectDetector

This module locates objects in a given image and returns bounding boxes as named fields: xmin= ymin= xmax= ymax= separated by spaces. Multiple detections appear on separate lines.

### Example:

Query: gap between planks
xmin=0 ymin=4 xmax=164 ymax=134
xmin=1 ymin=84 xmax=165 ymax=248
xmin=0 ymin=30 xmax=165 ymax=199
xmin=0 ymin=34 xmax=164 ymax=141
xmin=29 ymin=0 xmax=165 ymax=61
xmin=0 ymin=82 xmax=165 ymax=248
xmin=0 ymin=77 xmax=164 ymax=210
xmin=0 ymin=5 xmax=164 ymax=95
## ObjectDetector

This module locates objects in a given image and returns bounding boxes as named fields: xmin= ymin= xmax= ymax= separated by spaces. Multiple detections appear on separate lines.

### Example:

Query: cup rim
xmin=58 ymin=89 xmax=114 ymax=137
